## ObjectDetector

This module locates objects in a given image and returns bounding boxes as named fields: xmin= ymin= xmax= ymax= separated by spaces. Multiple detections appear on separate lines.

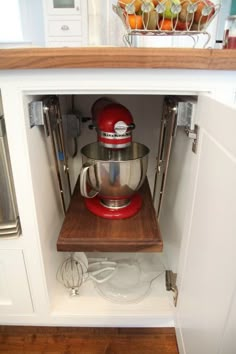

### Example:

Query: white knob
xmin=61 ymin=25 xmax=69 ymax=31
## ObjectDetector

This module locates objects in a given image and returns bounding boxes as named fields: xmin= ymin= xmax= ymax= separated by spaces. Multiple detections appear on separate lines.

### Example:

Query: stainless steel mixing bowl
xmin=80 ymin=142 xmax=149 ymax=208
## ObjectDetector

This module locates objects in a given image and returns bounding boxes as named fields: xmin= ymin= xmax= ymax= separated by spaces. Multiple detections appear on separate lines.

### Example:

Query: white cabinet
xmin=47 ymin=0 xmax=81 ymax=16
xmin=150 ymin=94 xmax=236 ymax=354
xmin=173 ymin=96 xmax=236 ymax=354
xmin=44 ymin=0 xmax=88 ymax=47
xmin=0 ymin=67 xmax=236 ymax=353
xmin=0 ymin=249 xmax=33 ymax=314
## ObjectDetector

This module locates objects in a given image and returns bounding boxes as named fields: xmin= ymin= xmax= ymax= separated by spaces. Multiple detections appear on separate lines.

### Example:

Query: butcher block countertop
xmin=0 ymin=47 xmax=236 ymax=70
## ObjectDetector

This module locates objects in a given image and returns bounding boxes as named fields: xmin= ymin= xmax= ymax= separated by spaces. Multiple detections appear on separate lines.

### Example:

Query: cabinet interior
xmin=23 ymin=93 xmax=197 ymax=326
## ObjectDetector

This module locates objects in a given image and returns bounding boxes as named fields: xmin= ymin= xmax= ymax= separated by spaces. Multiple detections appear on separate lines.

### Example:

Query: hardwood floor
xmin=0 ymin=326 xmax=179 ymax=354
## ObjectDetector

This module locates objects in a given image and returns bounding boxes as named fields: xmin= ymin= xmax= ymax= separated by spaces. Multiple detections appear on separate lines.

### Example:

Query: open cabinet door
xmin=175 ymin=96 xmax=236 ymax=354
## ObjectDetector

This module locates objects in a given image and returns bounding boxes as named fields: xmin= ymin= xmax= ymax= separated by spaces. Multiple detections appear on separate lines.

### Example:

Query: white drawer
xmin=48 ymin=20 xmax=82 ymax=37
xmin=48 ymin=41 xmax=82 ymax=47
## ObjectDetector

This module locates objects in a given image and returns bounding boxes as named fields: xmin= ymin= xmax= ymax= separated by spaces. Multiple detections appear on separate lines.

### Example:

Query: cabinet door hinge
xmin=185 ymin=124 xmax=199 ymax=154
xmin=165 ymin=270 xmax=178 ymax=307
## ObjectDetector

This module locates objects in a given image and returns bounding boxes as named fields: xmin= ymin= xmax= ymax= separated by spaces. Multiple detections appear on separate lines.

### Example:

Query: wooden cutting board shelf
xmin=57 ymin=178 xmax=163 ymax=252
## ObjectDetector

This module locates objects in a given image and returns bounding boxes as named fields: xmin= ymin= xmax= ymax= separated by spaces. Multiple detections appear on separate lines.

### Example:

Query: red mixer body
xmin=91 ymin=98 xmax=135 ymax=149
xmin=82 ymin=98 xmax=142 ymax=219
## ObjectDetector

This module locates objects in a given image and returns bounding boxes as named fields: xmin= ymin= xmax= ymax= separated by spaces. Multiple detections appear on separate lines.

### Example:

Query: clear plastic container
xmin=223 ymin=15 xmax=236 ymax=49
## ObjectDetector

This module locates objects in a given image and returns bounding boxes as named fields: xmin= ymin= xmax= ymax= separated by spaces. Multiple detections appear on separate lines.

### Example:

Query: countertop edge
xmin=0 ymin=47 xmax=235 ymax=70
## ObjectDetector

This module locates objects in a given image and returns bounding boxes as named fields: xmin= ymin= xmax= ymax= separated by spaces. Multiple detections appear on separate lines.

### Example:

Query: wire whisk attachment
xmin=56 ymin=253 xmax=117 ymax=296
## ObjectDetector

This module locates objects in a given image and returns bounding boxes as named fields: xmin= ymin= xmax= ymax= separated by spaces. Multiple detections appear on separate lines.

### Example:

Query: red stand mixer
xmin=80 ymin=98 xmax=149 ymax=219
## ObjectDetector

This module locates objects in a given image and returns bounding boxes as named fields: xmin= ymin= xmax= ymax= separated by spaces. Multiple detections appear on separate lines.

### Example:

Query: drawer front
xmin=48 ymin=41 xmax=82 ymax=47
xmin=48 ymin=20 xmax=82 ymax=37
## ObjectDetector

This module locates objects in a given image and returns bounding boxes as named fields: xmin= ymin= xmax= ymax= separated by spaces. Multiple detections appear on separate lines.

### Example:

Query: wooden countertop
xmin=0 ymin=47 xmax=236 ymax=70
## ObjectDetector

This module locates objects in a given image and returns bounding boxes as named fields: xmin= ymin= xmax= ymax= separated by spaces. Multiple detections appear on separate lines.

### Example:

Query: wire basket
xmin=113 ymin=0 xmax=221 ymax=48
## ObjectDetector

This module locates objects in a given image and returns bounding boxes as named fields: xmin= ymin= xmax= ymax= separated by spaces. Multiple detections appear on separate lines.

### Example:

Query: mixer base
xmin=84 ymin=194 xmax=142 ymax=219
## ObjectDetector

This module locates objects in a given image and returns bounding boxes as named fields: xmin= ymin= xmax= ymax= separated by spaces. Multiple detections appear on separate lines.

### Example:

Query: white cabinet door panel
xmin=219 ymin=285 xmax=236 ymax=354
xmin=176 ymin=96 xmax=236 ymax=354
xmin=0 ymin=250 xmax=33 ymax=314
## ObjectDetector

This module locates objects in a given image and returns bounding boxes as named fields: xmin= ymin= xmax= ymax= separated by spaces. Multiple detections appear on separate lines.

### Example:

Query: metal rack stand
xmin=113 ymin=1 xmax=221 ymax=48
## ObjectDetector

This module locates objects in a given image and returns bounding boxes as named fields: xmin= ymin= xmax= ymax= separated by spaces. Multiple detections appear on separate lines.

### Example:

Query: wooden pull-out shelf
xmin=57 ymin=178 xmax=163 ymax=252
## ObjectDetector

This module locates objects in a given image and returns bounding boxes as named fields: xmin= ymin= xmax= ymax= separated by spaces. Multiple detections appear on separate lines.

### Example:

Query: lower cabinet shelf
xmin=57 ymin=178 xmax=163 ymax=252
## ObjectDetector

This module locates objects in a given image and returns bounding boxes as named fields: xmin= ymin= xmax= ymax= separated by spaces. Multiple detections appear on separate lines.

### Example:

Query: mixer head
xmin=91 ymin=98 xmax=135 ymax=149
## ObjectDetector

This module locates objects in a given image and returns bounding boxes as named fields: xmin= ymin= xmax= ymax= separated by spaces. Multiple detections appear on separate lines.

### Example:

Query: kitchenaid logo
xmin=114 ymin=121 xmax=128 ymax=135
xmin=100 ymin=131 xmax=131 ymax=138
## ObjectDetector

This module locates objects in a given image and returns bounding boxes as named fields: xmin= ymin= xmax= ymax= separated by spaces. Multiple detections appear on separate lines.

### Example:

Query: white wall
xmin=0 ymin=0 xmax=45 ymax=47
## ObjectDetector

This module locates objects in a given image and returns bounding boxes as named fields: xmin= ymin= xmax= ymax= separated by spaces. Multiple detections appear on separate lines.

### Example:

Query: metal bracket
xmin=176 ymin=100 xmax=196 ymax=129
xmin=165 ymin=270 xmax=178 ymax=307
xmin=28 ymin=101 xmax=44 ymax=128
xmin=185 ymin=124 xmax=199 ymax=154
xmin=28 ymin=101 xmax=51 ymax=137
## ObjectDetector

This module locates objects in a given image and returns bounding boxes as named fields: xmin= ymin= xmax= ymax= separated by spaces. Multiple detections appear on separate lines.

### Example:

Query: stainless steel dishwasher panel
xmin=0 ymin=116 xmax=21 ymax=237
